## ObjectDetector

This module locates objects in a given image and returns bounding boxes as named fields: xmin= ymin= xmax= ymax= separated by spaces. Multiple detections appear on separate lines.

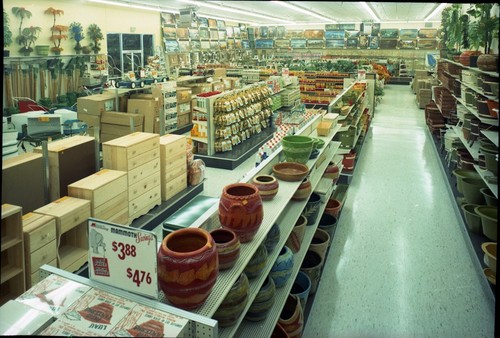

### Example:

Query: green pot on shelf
xmin=35 ymin=45 xmax=50 ymax=56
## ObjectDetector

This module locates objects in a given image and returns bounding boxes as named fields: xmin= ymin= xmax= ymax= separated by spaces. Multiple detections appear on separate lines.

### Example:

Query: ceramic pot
xmin=481 ymin=242 xmax=497 ymax=273
xmin=219 ymin=183 xmax=263 ymax=243
xmin=253 ymin=175 xmax=279 ymax=201
xmin=270 ymin=246 xmax=294 ymax=288
xmin=285 ymin=215 xmax=307 ymax=253
xmin=452 ymin=169 xmax=481 ymax=193
xmin=487 ymin=100 xmax=499 ymax=118
xmin=271 ymin=323 xmax=290 ymax=338
xmin=210 ymin=228 xmax=240 ymax=270
xmin=264 ymin=223 xmax=281 ymax=253
xmin=459 ymin=51 xmax=481 ymax=67
xmin=480 ymin=188 xmax=498 ymax=206
xmin=477 ymin=54 xmax=498 ymax=72
xmin=342 ymin=150 xmax=356 ymax=170
xmin=244 ymin=243 xmax=268 ymax=279
xmin=461 ymin=204 xmax=482 ymax=234
xmin=318 ymin=214 xmax=337 ymax=241
xmin=323 ymin=162 xmax=340 ymax=183
xmin=292 ymin=177 xmax=311 ymax=201
xmin=475 ymin=206 xmax=497 ymax=241
xmin=324 ymin=198 xmax=342 ymax=218
xmin=35 ymin=45 xmax=50 ymax=56
xmin=476 ymin=99 xmax=489 ymax=116
xmin=157 ymin=228 xmax=218 ymax=310
xmin=290 ymin=271 xmax=312 ymax=313
xmin=281 ymin=135 xmax=314 ymax=164
xmin=278 ymin=294 xmax=304 ymax=338
xmin=246 ymin=276 xmax=276 ymax=321
xmin=480 ymin=144 xmax=498 ymax=175
xmin=310 ymin=228 xmax=331 ymax=260
xmin=462 ymin=178 xmax=487 ymax=204
xmin=303 ymin=193 xmax=321 ymax=225
xmin=213 ymin=273 xmax=249 ymax=327
xmin=300 ymin=250 xmax=323 ymax=295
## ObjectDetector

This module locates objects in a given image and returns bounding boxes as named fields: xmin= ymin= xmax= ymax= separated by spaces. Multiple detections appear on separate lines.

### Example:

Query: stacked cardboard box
xmin=127 ymin=97 xmax=159 ymax=133
xmin=411 ymin=70 xmax=431 ymax=94
xmin=77 ymin=93 xmax=117 ymax=138
xmin=154 ymin=82 xmax=178 ymax=133
xmin=102 ymin=132 xmax=161 ymax=223
xmin=159 ymin=134 xmax=187 ymax=201
xmin=100 ymin=111 xmax=144 ymax=142
xmin=222 ymin=77 xmax=242 ymax=90
xmin=177 ymin=87 xmax=192 ymax=128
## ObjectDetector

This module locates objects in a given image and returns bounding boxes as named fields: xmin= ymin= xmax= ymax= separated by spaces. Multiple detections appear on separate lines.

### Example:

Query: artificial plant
xmin=45 ymin=7 xmax=68 ymax=54
xmin=12 ymin=7 xmax=41 ymax=55
xmin=467 ymin=3 xmax=499 ymax=54
xmin=69 ymin=22 xmax=85 ymax=54
xmin=4 ymin=9 xmax=13 ymax=52
xmin=87 ymin=24 xmax=104 ymax=54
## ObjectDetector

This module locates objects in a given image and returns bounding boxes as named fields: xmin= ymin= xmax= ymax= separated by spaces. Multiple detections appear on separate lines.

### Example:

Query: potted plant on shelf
xmin=46 ymin=7 xmax=68 ymax=55
xmin=69 ymin=22 xmax=85 ymax=54
xmin=467 ymin=3 xmax=499 ymax=71
xmin=442 ymin=4 xmax=464 ymax=61
xmin=4 ymin=9 xmax=13 ymax=57
xmin=12 ymin=7 xmax=41 ymax=56
xmin=87 ymin=24 xmax=104 ymax=54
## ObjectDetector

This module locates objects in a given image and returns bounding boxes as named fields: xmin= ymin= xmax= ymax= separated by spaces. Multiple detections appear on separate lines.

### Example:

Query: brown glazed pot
xmin=285 ymin=215 xmax=307 ymax=253
xmin=477 ymin=54 xmax=499 ymax=72
xmin=213 ymin=272 xmax=249 ymax=327
xmin=292 ymin=177 xmax=311 ymax=201
xmin=157 ymin=228 xmax=218 ymax=310
xmin=278 ymin=294 xmax=304 ymax=338
xmin=324 ymin=198 xmax=342 ymax=218
xmin=252 ymin=175 xmax=279 ymax=201
xmin=219 ymin=183 xmax=264 ymax=243
xmin=210 ymin=228 xmax=240 ymax=270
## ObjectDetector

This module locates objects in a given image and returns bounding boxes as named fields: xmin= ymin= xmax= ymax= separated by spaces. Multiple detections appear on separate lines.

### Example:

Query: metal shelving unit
xmin=473 ymin=164 xmax=498 ymax=199
xmin=451 ymin=126 xmax=480 ymax=160
xmin=480 ymin=130 xmax=499 ymax=147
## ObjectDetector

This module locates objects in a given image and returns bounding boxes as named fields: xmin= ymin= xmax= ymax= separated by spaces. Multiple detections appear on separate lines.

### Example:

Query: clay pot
xmin=264 ymin=223 xmax=281 ymax=253
xmin=210 ymin=228 xmax=240 ymax=270
xmin=303 ymin=193 xmax=321 ymax=225
xmin=253 ymin=175 xmax=279 ymax=201
xmin=300 ymin=250 xmax=323 ymax=295
xmin=219 ymin=183 xmax=263 ymax=243
xmin=475 ymin=206 xmax=497 ymax=241
xmin=281 ymin=135 xmax=314 ymax=164
xmin=459 ymin=51 xmax=482 ymax=67
xmin=477 ymin=54 xmax=498 ymax=72
xmin=462 ymin=178 xmax=487 ymax=204
xmin=310 ymin=228 xmax=331 ymax=260
xmin=157 ymin=228 xmax=218 ymax=310
xmin=324 ymin=198 xmax=342 ymax=218
xmin=246 ymin=276 xmax=276 ymax=321
xmin=480 ymin=188 xmax=498 ymax=206
xmin=213 ymin=273 xmax=249 ymax=327
xmin=271 ymin=322 xmax=290 ymax=338
xmin=318 ymin=214 xmax=337 ymax=241
xmin=269 ymin=246 xmax=294 ymax=288
xmin=452 ymin=169 xmax=481 ymax=193
xmin=278 ymin=294 xmax=304 ymax=338
xmin=290 ymin=271 xmax=312 ymax=313
xmin=285 ymin=215 xmax=307 ymax=253
xmin=487 ymin=100 xmax=498 ymax=118
xmin=323 ymin=162 xmax=340 ymax=183
xmin=476 ymin=99 xmax=490 ymax=116
xmin=244 ymin=243 xmax=268 ymax=279
xmin=292 ymin=177 xmax=311 ymax=201
xmin=461 ymin=204 xmax=482 ymax=234
xmin=342 ymin=150 xmax=356 ymax=170
xmin=481 ymin=242 xmax=497 ymax=273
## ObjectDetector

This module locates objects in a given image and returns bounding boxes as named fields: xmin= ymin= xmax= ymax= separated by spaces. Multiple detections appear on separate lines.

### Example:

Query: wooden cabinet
xmin=103 ymin=132 xmax=161 ymax=223
xmin=1 ymin=204 xmax=25 ymax=304
xmin=33 ymin=135 xmax=97 ymax=202
xmin=34 ymin=196 xmax=91 ymax=273
xmin=160 ymin=134 xmax=187 ymax=201
xmin=22 ymin=212 xmax=58 ymax=288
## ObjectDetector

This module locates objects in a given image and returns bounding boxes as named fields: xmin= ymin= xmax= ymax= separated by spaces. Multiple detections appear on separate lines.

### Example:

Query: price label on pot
xmin=88 ymin=218 xmax=158 ymax=299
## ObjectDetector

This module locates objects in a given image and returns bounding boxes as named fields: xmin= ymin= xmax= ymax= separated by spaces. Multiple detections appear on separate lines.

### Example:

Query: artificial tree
xmin=69 ymin=22 xmax=85 ymax=54
xmin=87 ymin=24 xmax=104 ymax=54
xmin=467 ymin=3 xmax=499 ymax=54
xmin=46 ymin=7 xmax=68 ymax=55
xmin=4 ymin=9 xmax=13 ymax=56
xmin=12 ymin=7 xmax=41 ymax=56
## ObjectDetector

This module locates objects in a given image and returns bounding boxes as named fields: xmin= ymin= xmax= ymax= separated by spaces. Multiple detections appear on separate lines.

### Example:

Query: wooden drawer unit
xmin=128 ymin=158 xmax=161 ymax=186
xmin=102 ymin=132 xmax=159 ymax=171
xmin=162 ymin=173 xmax=188 ymax=201
xmin=33 ymin=135 xmax=97 ymax=201
xmin=30 ymin=259 xmax=57 ymax=286
xmin=35 ymin=196 xmax=91 ymax=235
xmin=93 ymin=191 xmax=129 ymax=224
xmin=58 ymin=222 xmax=88 ymax=272
xmin=27 ymin=240 xmax=57 ymax=278
xmin=129 ymin=172 xmax=161 ymax=201
xmin=129 ymin=186 xmax=161 ymax=221
xmin=160 ymin=134 xmax=187 ymax=157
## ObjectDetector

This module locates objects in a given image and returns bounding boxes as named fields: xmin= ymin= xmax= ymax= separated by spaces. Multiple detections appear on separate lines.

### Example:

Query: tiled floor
xmin=302 ymin=85 xmax=495 ymax=337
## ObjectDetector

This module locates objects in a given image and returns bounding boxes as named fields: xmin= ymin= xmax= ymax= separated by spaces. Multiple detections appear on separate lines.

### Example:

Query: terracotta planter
xmin=278 ymin=294 xmax=304 ymax=338
xmin=323 ymin=162 xmax=340 ymax=183
xmin=290 ymin=271 xmax=312 ymax=313
xmin=210 ymin=228 xmax=240 ymax=270
xmin=459 ymin=51 xmax=482 ymax=67
xmin=477 ymin=54 xmax=499 ymax=72
xmin=324 ymin=198 xmax=342 ymax=218
xmin=285 ymin=215 xmax=307 ymax=253
xmin=246 ymin=276 xmax=276 ymax=321
xmin=342 ymin=150 xmax=356 ymax=170
xmin=157 ymin=228 xmax=218 ymax=310
xmin=219 ymin=183 xmax=263 ymax=243
xmin=264 ymin=223 xmax=281 ymax=253
xmin=213 ymin=273 xmax=249 ymax=327
xmin=269 ymin=246 xmax=294 ymax=288
xmin=292 ymin=177 xmax=311 ymax=201
xmin=487 ymin=100 xmax=498 ymax=118
xmin=461 ymin=204 xmax=482 ymax=234
xmin=310 ymin=228 xmax=331 ymax=260
xmin=271 ymin=322 xmax=290 ymax=338
xmin=300 ymin=250 xmax=323 ymax=295
xmin=303 ymin=193 xmax=321 ymax=225
xmin=253 ymin=175 xmax=279 ymax=201
xmin=318 ymin=214 xmax=337 ymax=244
xmin=244 ymin=243 xmax=268 ymax=279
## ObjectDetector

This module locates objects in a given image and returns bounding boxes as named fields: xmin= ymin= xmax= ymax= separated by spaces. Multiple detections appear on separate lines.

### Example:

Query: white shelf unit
xmin=452 ymin=95 xmax=499 ymax=127
xmin=480 ymin=130 xmax=499 ymax=147
xmin=451 ymin=126 xmax=480 ymax=160
xmin=473 ymin=165 xmax=498 ymax=199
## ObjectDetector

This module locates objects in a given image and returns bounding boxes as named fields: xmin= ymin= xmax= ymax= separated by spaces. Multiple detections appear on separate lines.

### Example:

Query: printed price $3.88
xmin=112 ymin=241 xmax=136 ymax=260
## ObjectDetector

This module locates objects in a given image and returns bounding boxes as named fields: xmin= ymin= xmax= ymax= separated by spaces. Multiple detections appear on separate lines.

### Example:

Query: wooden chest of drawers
xmin=159 ymin=135 xmax=187 ymax=202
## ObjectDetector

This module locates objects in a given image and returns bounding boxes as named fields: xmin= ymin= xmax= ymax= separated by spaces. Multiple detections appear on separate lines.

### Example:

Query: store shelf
xmin=0 ymin=265 xmax=23 ymax=284
xmin=191 ymin=136 xmax=208 ymax=143
xmin=459 ymin=81 xmax=499 ymax=101
xmin=442 ymin=58 xmax=500 ymax=78
xmin=0 ymin=237 xmax=22 ymax=251
xmin=481 ymin=130 xmax=499 ymax=147
xmin=452 ymin=95 xmax=499 ymax=126
xmin=473 ymin=165 xmax=498 ymax=199
xmin=451 ymin=126 xmax=480 ymax=160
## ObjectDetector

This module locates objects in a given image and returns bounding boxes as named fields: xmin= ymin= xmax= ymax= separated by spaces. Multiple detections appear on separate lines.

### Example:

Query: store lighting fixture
xmin=424 ymin=3 xmax=448 ymax=22
xmin=87 ymin=0 xmax=177 ymax=13
xmin=361 ymin=2 xmax=380 ymax=23
xmin=196 ymin=13 xmax=261 ymax=26
xmin=271 ymin=1 xmax=337 ymax=24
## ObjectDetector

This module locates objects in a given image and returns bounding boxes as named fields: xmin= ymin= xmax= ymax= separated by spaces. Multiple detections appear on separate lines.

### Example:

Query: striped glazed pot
xmin=213 ymin=272 xmax=249 ymax=327
xmin=264 ymin=223 xmax=281 ymax=253
xmin=278 ymin=294 xmax=304 ymax=338
xmin=157 ymin=228 xmax=218 ymax=310
xmin=285 ymin=215 xmax=307 ymax=253
xmin=219 ymin=183 xmax=264 ymax=243
xmin=210 ymin=228 xmax=240 ymax=270
xmin=246 ymin=276 xmax=276 ymax=321
xmin=292 ymin=177 xmax=311 ymax=201
xmin=244 ymin=243 xmax=268 ymax=279
xmin=252 ymin=175 xmax=279 ymax=200
xmin=269 ymin=245 xmax=294 ymax=288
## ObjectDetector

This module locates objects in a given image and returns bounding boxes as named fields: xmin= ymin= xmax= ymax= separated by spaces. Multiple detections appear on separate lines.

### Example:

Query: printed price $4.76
xmin=127 ymin=268 xmax=151 ymax=287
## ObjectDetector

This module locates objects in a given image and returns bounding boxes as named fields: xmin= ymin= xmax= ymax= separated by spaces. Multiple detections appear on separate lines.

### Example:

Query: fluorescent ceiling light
xmin=196 ymin=13 xmax=261 ymax=26
xmin=88 ymin=0 xmax=177 ymax=13
xmin=272 ymin=1 xmax=337 ymax=24
xmin=425 ymin=3 xmax=448 ymax=22
xmin=361 ymin=2 xmax=380 ymax=23
xmin=179 ymin=0 xmax=292 ymax=24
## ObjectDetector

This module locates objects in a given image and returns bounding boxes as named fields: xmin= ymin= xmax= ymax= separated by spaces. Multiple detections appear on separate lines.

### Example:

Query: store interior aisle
xmin=303 ymin=85 xmax=496 ymax=337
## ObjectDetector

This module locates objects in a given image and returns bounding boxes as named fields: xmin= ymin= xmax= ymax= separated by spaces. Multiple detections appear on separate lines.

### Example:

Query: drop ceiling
xmin=95 ymin=1 xmax=447 ymax=25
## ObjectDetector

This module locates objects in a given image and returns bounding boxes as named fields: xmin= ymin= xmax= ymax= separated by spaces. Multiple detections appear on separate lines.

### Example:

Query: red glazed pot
xmin=210 ymin=228 xmax=240 ymax=270
xmin=252 ymin=175 xmax=279 ymax=200
xmin=292 ymin=177 xmax=311 ymax=201
xmin=219 ymin=183 xmax=264 ymax=243
xmin=323 ymin=162 xmax=340 ymax=183
xmin=278 ymin=294 xmax=304 ymax=338
xmin=285 ymin=215 xmax=307 ymax=253
xmin=487 ymin=100 xmax=498 ymax=118
xmin=157 ymin=228 xmax=218 ymax=310
xmin=324 ymin=198 xmax=342 ymax=218
xmin=342 ymin=150 xmax=356 ymax=170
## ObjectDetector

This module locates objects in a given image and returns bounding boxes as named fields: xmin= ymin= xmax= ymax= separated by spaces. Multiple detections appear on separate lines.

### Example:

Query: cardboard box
xmin=211 ymin=81 xmax=225 ymax=92
xmin=222 ymin=77 xmax=242 ymax=90
xmin=178 ymin=114 xmax=191 ymax=127
xmin=210 ymin=67 xmax=227 ymax=79
xmin=176 ymin=87 xmax=192 ymax=103
xmin=101 ymin=123 xmax=143 ymax=136
xmin=77 ymin=93 xmax=116 ymax=116
xmin=127 ymin=99 xmax=158 ymax=133
xmin=77 ymin=113 xmax=101 ymax=138
xmin=101 ymin=111 xmax=144 ymax=126
xmin=186 ymin=83 xmax=212 ymax=95
xmin=177 ymin=102 xmax=191 ymax=115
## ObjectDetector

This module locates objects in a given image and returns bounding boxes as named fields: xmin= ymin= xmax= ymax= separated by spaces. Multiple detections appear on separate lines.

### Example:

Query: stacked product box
xmin=159 ymin=134 xmax=187 ymax=201
xmin=176 ymin=87 xmax=192 ymax=128
xmin=100 ymin=112 xmax=144 ymax=142
xmin=152 ymin=82 xmax=178 ymax=133
xmin=77 ymin=93 xmax=117 ymax=138
xmin=127 ymin=96 xmax=159 ymax=134
xmin=102 ymin=132 xmax=161 ymax=223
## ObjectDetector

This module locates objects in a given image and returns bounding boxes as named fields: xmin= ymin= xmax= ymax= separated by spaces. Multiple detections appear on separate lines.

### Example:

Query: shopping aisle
xmin=303 ymin=85 xmax=496 ymax=337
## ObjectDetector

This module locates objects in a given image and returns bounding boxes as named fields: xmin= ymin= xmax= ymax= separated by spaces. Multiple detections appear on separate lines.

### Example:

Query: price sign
xmin=88 ymin=218 xmax=158 ymax=299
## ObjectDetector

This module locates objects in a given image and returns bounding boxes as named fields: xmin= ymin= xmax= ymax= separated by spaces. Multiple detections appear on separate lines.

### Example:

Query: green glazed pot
xmin=480 ymin=188 xmax=498 ymax=206
xmin=213 ymin=272 xmax=249 ymax=327
xmin=315 ymin=138 xmax=325 ymax=149
xmin=462 ymin=178 xmax=487 ymax=204
xmin=452 ymin=169 xmax=481 ymax=193
xmin=461 ymin=204 xmax=482 ymax=234
xmin=244 ymin=243 xmax=268 ymax=279
xmin=282 ymin=135 xmax=314 ymax=164
xmin=475 ymin=206 xmax=497 ymax=241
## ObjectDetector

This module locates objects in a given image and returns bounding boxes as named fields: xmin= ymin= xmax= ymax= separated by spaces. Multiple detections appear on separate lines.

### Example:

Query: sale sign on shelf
xmin=87 ymin=218 xmax=158 ymax=299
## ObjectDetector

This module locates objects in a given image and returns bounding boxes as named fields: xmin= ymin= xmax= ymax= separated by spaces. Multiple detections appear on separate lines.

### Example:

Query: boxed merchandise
xmin=177 ymin=101 xmax=191 ymax=115
xmin=178 ymin=114 xmax=191 ymax=127
xmin=77 ymin=113 xmax=101 ymax=138
xmin=322 ymin=113 xmax=339 ymax=127
xmin=212 ymin=80 xmax=225 ymax=92
xmin=2 ymin=152 xmax=45 ymax=214
xmin=209 ymin=67 xmax=227 ymax=79
xmin=185 ymin=83 xmax=212 ymax=95
xmin=176 ymin=87 xmax=192 ymax=103
xmin=127 ymin=99 xmax=158 ymax=133
xmin=77 ymin=93 xmax=116 ymax=116
xmin=101 ymin=111 xmax=144 ymax=126
xmin=222 ymin=77 xmax=242 ymax=90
